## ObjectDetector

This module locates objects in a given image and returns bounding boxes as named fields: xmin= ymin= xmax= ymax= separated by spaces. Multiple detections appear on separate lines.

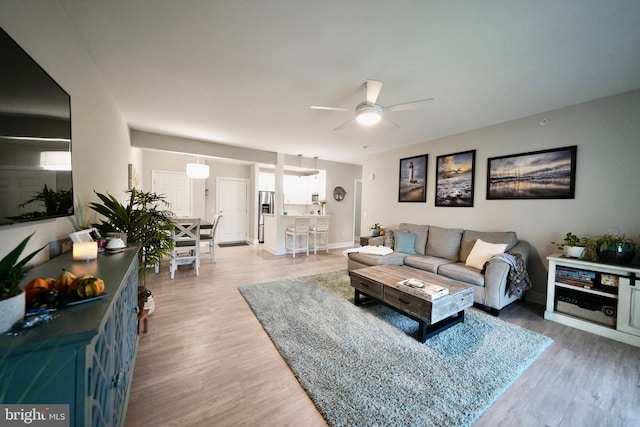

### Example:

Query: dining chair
xmin=169 ymin=218 xmax=201 ymax=279
xmin=199 ymin=214 xmax=222 ymax=262
xmin=285 ymin=217 xmax=310 ymax=257
xmin=309 ymin=217 xmax=330 ymax=255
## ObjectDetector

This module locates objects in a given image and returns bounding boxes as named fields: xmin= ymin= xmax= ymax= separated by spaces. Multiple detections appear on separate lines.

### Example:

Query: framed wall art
xmin=398 ymin=154 xmax=427 ymax=202
xmin=435 ymin=150 xmax=476 ymax=207
xmin=487 ymin=145 xmax=577 ymax=199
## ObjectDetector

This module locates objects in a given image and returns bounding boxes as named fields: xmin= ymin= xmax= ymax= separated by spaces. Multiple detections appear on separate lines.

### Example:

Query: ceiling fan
xmin=311 ymin=80 xmax=434 ymax=130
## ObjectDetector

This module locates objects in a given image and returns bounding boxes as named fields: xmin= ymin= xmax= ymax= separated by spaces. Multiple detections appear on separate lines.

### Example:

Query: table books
xmin=397 ymin=278 xmax=450 ymax=300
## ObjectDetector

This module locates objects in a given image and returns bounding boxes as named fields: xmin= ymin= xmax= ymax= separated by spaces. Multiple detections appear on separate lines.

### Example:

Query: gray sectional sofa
xmin=347 ymin=223 xmax=531 ymax=314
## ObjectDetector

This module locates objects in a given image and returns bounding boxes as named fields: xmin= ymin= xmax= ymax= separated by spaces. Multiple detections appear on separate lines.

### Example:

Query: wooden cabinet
xmin=0 ymin=248 xmax=140 ymax=426
xmin=545 ymin=255 xmax=640 ymax=347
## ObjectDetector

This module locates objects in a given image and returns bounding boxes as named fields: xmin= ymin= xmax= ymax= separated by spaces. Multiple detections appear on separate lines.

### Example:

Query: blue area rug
xmin=239 ymin=271 xmax=552 ymax=427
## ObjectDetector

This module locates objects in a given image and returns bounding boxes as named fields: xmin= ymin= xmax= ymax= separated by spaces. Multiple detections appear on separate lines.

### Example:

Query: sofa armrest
xmin=481 ymin=240 xmax=530 ymax=310
xmin=508 ymin=240 xmax=530 ymax=264
xmin=368 ymin=236 xmax=386 ymax=246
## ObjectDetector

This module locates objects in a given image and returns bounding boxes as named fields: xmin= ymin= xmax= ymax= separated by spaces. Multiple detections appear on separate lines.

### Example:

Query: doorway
xmin=216 ymin=177 xmax=249 ymax=243
xmin=152 ymin=170 xmax=192 ymax=217
xmin=353 ymin=179 xmax=362 ymax=244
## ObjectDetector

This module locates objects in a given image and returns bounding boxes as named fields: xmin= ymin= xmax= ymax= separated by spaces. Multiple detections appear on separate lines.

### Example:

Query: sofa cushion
xmin=438 ymin=262 xmax=485 ymax=287
xmin=404 ymin=255 xmax=456 ymax=273
xmin=465 ymin=239 xmax=508 ymax=270
xmin=459 ymin=230 xmax=518 ymax=262
xmin=398 ymin=223 xmax=429 ymax=254
xmin=394 ymin=230 xmax=416 ymax=254
xmin=425 ymin=226 xmax=464 ymax=261
xmin=347 ymin=251 xmax=406 ymax=266
xmin=383 ymin=229 xmax=395 ymax=248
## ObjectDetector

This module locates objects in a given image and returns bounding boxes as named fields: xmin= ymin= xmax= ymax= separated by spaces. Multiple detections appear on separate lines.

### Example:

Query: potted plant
xmin=0 ymin=234 xmax=46 ymax=333
xmin=587 ymin=233 xmax=637 ymax=264
xmin=88 ymin=188 xmax=175 ymax=284
xmin=551 ymin=232 xmax=587 ymax=258
xmin=370 ymin=223 xmax=381 ymax=237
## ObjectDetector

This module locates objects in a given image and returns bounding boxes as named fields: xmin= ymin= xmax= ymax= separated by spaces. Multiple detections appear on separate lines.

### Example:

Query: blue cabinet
xmin=0 ymin=248 xmax=140 ymax=426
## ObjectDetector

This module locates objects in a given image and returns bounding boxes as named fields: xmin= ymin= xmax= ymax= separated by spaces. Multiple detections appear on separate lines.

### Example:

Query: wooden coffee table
xmin=350 ymin=265 xmax=474 ymax=342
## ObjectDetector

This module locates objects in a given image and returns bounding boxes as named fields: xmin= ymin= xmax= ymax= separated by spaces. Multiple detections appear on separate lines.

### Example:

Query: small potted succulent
xmin=551 ymin=232 xmax=587 ymax=258
xmin=0 ymin=234 xmax=46 ymax=333
xmin=370 ymin=223 xmax=381 ymax=237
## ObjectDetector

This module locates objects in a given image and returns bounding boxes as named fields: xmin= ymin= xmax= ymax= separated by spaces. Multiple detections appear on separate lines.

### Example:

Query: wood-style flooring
xmin=125 ymin=244 xmax=640 ymax=427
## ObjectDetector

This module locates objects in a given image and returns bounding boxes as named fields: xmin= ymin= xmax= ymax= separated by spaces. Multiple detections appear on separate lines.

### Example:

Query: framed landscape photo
xmin=487 ymin=145 xmax=577 ymax=199
xmin=398 ymin=154 xmax=427 ymax=202
xmin=435 ymin=150 xmax=476 ymax=207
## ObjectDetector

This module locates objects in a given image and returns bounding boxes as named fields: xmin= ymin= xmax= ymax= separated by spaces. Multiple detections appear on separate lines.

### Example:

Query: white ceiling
xmin=60 ymin=1 xmax=640 ymax=165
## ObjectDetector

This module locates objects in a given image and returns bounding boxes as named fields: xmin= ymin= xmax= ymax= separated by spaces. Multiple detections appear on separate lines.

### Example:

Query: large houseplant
xmin=88 ymin=188 xmax=175 ymax=282
xmin=0 ymin=234 xmax=46 ymax=333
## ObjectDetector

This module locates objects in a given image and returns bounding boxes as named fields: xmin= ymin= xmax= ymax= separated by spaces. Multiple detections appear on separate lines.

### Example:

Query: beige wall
xmin=362 ymin=90 xmax=640 ymax=303
xmin=0 ymin=2 xmax=133 ymax=263
xmin=134 ymin=134 xmax=362 ymax=246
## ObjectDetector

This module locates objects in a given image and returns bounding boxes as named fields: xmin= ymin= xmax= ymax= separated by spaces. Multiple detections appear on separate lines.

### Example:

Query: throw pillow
xmin=465 ymin=238 xmax=508 ymax=270
xmin=394 ymin=230 xmax=416 ymax=254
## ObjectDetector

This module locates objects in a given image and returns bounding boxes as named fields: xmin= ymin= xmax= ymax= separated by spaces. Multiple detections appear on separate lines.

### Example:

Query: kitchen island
xmin=263 ymin=214 xmax=331 ymax=255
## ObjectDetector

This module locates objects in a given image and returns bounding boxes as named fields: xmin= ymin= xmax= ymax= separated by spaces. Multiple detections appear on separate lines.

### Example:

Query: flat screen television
xmin=0 ymin=27 xmax=73 ymax=225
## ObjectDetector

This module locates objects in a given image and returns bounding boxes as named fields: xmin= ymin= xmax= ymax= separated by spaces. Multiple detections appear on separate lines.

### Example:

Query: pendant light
xmin=298 ymin=154 xmax=302 ymax=178
xmin=186 ymin=156 xmax=210 ymax=179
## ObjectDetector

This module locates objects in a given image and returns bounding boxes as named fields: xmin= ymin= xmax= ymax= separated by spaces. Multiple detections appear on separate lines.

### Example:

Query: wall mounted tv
xmin=0 ymin=27 xmax=73 ymax=225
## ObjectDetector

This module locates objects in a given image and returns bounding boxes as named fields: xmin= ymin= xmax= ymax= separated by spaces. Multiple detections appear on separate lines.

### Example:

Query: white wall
xmin=0 ymin=2 xmax=133 ymax=263
xmin=362 ymin=90 xmax=640 ymax=304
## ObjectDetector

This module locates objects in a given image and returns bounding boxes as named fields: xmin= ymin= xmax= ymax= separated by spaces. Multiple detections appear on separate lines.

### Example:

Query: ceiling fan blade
xmin=382 ymin=117 xmax=399 ymax=128
xmin=334 ymin=119 xmax=354 ymax=131
xmin=311 ymin=105 xmax=350 ymax=111
xmin=384 ymin=98 xmax=434 ymax=112
xmin=365 ymin=80 xmax=383 ymax=105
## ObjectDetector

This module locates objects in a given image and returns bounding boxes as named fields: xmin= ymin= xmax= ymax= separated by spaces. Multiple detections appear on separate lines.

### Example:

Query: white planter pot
xmin=0 ymin=291 xmax=25 ymax=333
xmin=564 ymin=246 xmax=586 ymax=258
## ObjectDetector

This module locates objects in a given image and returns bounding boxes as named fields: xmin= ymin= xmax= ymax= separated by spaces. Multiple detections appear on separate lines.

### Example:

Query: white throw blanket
xmin=343 ymin=245 xmax=393 ymax=256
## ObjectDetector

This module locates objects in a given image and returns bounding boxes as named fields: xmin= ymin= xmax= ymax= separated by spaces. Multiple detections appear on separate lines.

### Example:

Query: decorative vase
xmin=371 ymin=229 xmax=380 ymax=237
xmin=0 ymin=291 xmax=25 ymax=333
xmin=563 ymin=246 xmax=585 ymax=258
xmin=597 ymin=243 xmax=636 ymax=264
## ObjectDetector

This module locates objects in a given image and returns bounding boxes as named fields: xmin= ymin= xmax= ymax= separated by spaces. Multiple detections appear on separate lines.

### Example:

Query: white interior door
xmin=216 ymin=177 xmax=248 ymax=243
xmin=152 ymin=170 xmax=192 ymax=217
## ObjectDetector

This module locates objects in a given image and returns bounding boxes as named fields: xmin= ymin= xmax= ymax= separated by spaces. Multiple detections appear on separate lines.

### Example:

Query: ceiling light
xmin=40 ymin=151 xmax=71 ymax=171
xmin=186 ymin=157 xmax=209 ymax=179
xmin=355 ymin=103 xmax=382 ymax=126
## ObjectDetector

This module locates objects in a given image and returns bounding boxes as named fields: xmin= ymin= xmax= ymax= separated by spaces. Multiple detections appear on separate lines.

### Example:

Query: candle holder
xmin=73 ymin=241 xmax=98 ymax=261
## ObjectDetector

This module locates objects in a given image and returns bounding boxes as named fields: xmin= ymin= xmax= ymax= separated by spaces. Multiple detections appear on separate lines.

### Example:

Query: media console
xmin=545 ymin=254 xmax=640 ymax=347
xmin=0 ymin=247 xmax=140 ymax=426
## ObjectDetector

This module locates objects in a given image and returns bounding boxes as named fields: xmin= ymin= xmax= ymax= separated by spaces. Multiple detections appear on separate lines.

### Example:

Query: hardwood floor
xmin=125 ymin=244 xmax=640 ymax=427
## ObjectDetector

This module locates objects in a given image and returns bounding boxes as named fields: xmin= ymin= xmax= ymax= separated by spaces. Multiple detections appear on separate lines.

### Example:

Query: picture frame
xmin=487 ymin=145 xmax=577 ymax=200
xmin=398 ymin=154 xmax=427 ymax=202
xmin=435 ymin=150 xmax=476 ymax=207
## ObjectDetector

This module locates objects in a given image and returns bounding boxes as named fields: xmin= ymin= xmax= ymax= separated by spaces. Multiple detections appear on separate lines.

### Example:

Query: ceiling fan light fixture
xmin=355 ymin=103 xmax=382 ymax=126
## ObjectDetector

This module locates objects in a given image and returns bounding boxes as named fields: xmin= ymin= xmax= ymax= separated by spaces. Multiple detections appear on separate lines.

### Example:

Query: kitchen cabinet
xmin=284 ymin=174 xmax=311 ymax=204
xmin=0 ymin=248 xmax=140 ymax=426
xmin=283 ymin=171 xmax=326 ymax=204
xmin=545 ymin=255 xmax=640 ymax=347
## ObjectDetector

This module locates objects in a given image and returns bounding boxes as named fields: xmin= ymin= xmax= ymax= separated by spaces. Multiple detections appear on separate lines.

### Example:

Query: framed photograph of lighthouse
xmin=398 ymin=154 xmax=428 ymax=202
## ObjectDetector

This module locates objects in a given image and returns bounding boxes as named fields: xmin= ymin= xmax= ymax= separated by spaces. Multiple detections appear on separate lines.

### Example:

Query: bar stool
xmin=309 ymin=217 xmax=330 ymax=255
xmin=285 ymin=217 xmax=310 ymax=257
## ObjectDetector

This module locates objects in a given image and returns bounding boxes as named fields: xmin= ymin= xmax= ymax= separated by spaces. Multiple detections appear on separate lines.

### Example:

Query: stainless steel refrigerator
xmin=258 ymin=191 xmax=274 ymax=243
